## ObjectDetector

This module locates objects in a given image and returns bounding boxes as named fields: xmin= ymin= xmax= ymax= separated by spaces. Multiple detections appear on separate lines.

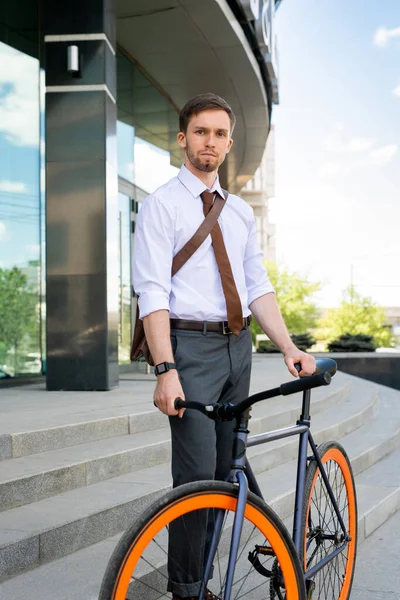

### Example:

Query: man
xmin=132 ymin=93 xmax=315 ymax=599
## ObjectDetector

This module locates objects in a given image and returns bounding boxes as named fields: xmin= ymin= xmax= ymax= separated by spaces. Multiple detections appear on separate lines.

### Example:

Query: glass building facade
xmin=0 ymin=1 xmax=43 ymax=377
xmin=0 ymin=2 xmax=180 ymax=377
xmin=0 ymin=0 xmax=275 ymax=388
xmin=116 ymin=50 xmax=179 ymax=364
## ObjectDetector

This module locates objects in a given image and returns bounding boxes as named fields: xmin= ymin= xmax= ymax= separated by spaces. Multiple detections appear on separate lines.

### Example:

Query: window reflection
xmin=0 ymin=38 xmax=41 ymax=376
xmin=117 ymin=50 xmax=182 ymax=192
xmin=117 ymin=120 xmax=135 ymax=183
xmin=118 ymin=193 xmax=132 ymax=363
xmin=134 ymin=137 xmax=179 ymax=193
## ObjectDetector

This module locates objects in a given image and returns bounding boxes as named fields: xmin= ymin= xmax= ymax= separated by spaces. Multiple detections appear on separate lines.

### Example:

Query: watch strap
xmin=155 ymin=361 xmax=176 ymax=376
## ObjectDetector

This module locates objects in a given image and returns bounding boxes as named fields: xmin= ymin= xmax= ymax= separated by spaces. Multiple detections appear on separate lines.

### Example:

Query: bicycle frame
xmin=222 ymin=387 xmax=349 ymax=589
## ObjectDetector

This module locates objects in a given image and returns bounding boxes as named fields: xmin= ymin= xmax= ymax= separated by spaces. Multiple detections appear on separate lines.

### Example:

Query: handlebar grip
xmin=174 ymin=398 xmax=185 ymax=410
xmin=280 ymin=371 xmax=331 ymax=396
xmin=174 ymin=398 xmax=215 ymax=417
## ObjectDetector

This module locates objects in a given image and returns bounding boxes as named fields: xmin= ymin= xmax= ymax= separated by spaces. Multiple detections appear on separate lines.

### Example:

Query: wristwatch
xmin=154 ymin=362 xmax=177 ymax=376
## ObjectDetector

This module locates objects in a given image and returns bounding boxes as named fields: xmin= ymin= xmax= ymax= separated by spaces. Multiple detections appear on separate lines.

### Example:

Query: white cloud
xmin=0 ymin=42 xmax=40 ymax=147
xmin=317 ymin=161 xmax=346 ymax=177
xmin=393 ymin=83 xmax=400 ymax=97
xmin=347 ymin=137 xmax=377 ymax=153
xmin=324 ymin=126 xmax=377 ymax=154
xmin=319 ymin=125 xmax=398 ymax=177
xmin=0 ymin=222 xmax=9 ymax=242
xmin=26 ymin=244 xmax=40 ymax=257
xmin=318 ymin=145 xmax=398 ymax=178
xmin=369 ymin=144 xmax=398 ymax=165
xmin=0 ymin=180 xmax=27 ymax=193
xmin=373 ymin=26 xmax=400 ymax=47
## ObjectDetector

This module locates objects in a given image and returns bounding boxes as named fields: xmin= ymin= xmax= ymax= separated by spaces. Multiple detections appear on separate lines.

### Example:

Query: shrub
xmin=290 ymin=333 xmax=316 ymax=352
xmin=256 ymin=341 xmax=280 ymax=353
xmin=256 ymin=333 xmax=316 ymax=353
xmin=327 ymin=333 xmax=376 ymax=353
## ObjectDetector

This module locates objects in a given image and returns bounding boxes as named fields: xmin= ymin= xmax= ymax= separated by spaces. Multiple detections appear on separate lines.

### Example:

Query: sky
xmin=1 ymin=4 xmax=399 ymax=310
xmin=272 ymin=0 xmax=400 ymax=307
xmin=0 ymin=42 xmax=41 ymax=270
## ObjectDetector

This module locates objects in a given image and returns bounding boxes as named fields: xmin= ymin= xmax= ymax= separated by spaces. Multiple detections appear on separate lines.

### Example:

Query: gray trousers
xmin=167 ymin=327 xmax=252 ymax=597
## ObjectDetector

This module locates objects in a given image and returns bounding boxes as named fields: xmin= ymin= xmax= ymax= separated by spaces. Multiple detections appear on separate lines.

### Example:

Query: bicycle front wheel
xmin=301 ymin=441 xmax=357 ymax=600
xmin=99 ymin=480 xmax=306 ymax=600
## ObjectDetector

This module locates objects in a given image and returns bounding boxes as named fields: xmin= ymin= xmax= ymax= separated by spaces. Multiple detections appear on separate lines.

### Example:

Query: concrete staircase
xmin=0 ymin=356 xmax=399 ymax=599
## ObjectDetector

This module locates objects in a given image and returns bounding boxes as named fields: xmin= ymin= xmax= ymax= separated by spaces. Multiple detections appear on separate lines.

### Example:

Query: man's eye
xmin=218 ymin=132 xmax=226 ymax=137
xmin=196 ymin=130 xmax=204 ymax=134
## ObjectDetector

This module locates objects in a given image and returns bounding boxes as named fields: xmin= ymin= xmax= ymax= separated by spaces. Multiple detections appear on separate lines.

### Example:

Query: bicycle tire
xmin=301 ymin=441 xmax=357 ymax=600
xmin=99 ymin=480 xmax=306 ymax=600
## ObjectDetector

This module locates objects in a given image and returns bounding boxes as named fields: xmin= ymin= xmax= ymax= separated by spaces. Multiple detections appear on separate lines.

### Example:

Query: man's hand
xmin=153 ymin=370 xmax=185 ymax=418
xmin=283 ymin=346 xmax=316 ymax=378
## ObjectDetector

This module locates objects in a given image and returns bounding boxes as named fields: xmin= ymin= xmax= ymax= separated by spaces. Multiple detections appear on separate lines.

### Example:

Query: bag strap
xmin=171 ymin=189 xmax=228 ymax=277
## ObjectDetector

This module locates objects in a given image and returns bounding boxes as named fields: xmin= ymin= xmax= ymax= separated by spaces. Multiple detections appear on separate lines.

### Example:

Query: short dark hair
xmin=179 ymin=93 xmax=236 ymax=134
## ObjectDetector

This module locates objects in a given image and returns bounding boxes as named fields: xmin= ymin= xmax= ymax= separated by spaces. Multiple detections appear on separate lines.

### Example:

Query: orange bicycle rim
xmin=113 ymin=491 xmax=302 ymax=600
xmin=304 ymin=448 xmax=356 ymax=600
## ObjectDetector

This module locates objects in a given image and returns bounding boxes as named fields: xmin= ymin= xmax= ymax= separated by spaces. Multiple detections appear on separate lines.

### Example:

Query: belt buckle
xmin=222 ymin=322 xmax=232 ymax=335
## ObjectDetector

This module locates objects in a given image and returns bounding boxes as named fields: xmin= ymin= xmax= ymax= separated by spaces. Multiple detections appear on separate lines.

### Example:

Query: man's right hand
xmin=153 ymin=370 xmax=185 ymax=418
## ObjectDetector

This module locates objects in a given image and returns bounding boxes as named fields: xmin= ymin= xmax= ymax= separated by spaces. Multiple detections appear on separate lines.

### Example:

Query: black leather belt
xmin=170 ymin=316 xmax=252 ymax=335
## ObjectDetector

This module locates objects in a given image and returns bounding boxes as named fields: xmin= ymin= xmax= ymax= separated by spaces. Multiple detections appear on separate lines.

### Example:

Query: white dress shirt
xmin=132 ymin=165 xmax=275 ymax=321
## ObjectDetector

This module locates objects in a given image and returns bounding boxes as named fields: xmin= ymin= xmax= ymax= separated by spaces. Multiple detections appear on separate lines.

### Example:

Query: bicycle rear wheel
xmin=99 ymin=480 xmax=306 ymax=600
xmin=301 ymin=441 xmax=357 ymax=600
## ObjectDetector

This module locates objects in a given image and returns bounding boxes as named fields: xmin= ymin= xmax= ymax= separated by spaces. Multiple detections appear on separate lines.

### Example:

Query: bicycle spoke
xmin=231 ymin=533 xmax=266 ymax=600
xmin=303 ymin=444 xmax=356 ymax=600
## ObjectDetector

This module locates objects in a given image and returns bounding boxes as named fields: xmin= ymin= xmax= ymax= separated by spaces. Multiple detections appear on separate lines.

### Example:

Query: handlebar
xmin=174 ymin=357 xmax=337 ymax=422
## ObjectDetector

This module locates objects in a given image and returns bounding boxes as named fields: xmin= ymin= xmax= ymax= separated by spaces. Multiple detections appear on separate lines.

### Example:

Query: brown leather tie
xmin=201 ymin=191 xmax=243 ymax=335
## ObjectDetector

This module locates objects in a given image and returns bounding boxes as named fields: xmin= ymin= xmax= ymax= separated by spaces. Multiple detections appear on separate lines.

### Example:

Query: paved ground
xmin=351 ymin=508 xmax=400 ymax=599
xmin=0 ymin=356 xmax=399 ymax=599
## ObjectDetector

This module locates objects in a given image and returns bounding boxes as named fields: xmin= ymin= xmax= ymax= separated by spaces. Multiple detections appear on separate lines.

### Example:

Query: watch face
xmin=158 ymin=364 xmax=167 ymax=374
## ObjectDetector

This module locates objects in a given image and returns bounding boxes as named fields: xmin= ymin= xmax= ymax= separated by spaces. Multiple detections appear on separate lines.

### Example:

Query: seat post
xmin=300 ymin=389 xmax=312 ymax=423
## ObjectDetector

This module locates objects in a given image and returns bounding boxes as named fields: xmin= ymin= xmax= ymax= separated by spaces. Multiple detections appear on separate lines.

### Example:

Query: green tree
xmin=316 ymin=285 xmax=394 ymax=348
xmin=250 ymin=262 xmax=321 ymax=344
xmin=0 ymin=267 xmax=38 ymax=371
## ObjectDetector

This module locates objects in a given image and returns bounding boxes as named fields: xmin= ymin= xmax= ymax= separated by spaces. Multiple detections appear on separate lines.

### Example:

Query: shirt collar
xmin=178 ymin=164 xmax=225 ymax=199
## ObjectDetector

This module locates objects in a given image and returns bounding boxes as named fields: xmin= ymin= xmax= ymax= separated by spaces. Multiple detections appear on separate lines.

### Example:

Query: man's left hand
xmin=283 ymin=347 xmax=316 ymax=378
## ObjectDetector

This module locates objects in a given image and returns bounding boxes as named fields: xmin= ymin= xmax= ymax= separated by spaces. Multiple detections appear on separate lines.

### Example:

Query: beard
xmin=186 ymin=144 xmax=222 ymax=172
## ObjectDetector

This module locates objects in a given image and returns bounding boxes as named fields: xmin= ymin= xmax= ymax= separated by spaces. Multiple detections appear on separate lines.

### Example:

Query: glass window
xmin=117 ymin=51 xmax=181 ymax=194
xmin=118 ymin=193 xmax=132 ymax=363
xmin=117 ymin=120 xmax=135 ymax=183
xmin=0 ymin=2 xmax=42 ymax=377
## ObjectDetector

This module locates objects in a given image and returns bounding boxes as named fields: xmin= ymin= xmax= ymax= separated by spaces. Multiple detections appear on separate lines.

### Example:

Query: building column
xmin=44 ymin=0 xmax=118 ymax=390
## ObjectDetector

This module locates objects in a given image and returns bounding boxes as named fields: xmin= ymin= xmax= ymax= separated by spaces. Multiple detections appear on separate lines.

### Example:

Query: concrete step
xmin=2 ymin=441 xmax=400 ymax=599
xmin=0 ymin=379 xmax=158 ymax=461
xmin=0 ymin=376 xmax=349 ymax=460
xmin=0 ymin=380 xmax=350 ymax=511
xmin=0 ymin=428 xmax=171 ymax=512
xmin=0 ymin=533 xmax=120 ymax=600
xmin=0 ymin=380 xmax=395 ymax=583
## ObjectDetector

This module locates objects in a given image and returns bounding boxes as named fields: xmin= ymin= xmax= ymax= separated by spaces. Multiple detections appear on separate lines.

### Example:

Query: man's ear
xmin=177 ymin=132 xmax=186 ymax=149
xmin=226 ymin=137 xmax=234 ymax=153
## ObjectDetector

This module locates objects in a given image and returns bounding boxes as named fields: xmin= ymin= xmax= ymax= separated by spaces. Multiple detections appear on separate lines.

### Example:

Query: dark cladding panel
xmin=46 ymin=159 xmax=107 ymax=276
xmin=46 ymin=274 xmax=109 ymax=390
xmin=45 ymin=0 xmax=118 ymax=390
xmin=46 ymin=39 xmax=115 ymax=97
xmin=43 ymin=0 xmax=115 ymax=45
xmin=46 ymin=92 xmax=106 ymax=163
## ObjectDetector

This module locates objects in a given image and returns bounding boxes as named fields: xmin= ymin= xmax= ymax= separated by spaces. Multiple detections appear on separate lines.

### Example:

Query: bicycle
xmin=99 ymin=357 xmax=357 ymax=600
